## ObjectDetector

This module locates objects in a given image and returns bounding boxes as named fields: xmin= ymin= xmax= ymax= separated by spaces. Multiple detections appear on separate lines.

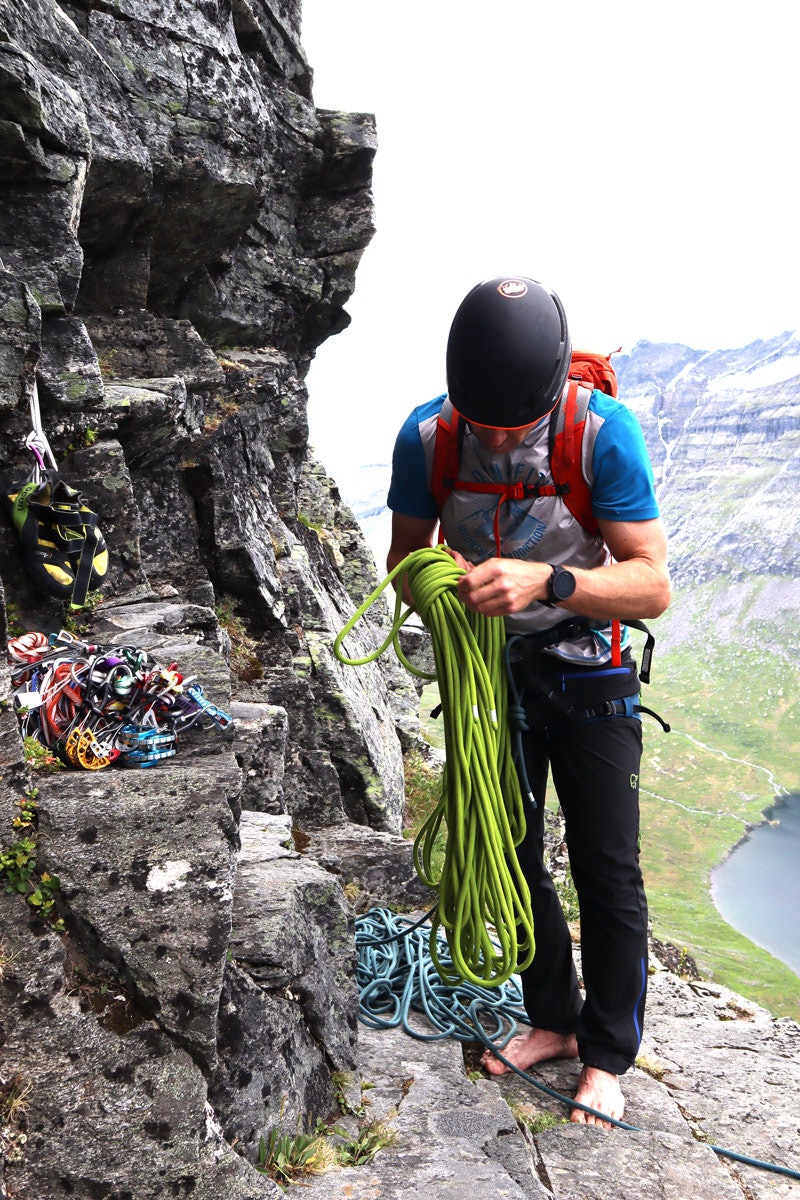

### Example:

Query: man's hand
xmin=456 ymin=558 xmax=549 ymax=615
xmin=455 ymin=518 xmax=671 ymax=620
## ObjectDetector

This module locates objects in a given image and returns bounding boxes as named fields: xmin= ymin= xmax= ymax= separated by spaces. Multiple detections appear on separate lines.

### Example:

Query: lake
xmin=711 ymin=793 xmax=800 ymax=978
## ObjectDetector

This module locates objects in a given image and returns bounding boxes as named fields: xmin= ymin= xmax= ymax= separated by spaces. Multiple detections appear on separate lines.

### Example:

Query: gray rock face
xmin=0 ymin=1 xmax=416 ymax=1196
xmin=39 ymin=760 xmax=242 ymax=1070
xmin=210 ymin=812 xmax=359 ymax=1160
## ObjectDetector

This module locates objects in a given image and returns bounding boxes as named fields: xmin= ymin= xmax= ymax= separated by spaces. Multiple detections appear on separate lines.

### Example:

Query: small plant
xmin=23 ymin=736 xmax=64 ymax=772
xmin=203 ymin=398 xmax=241 ymax=433
xmin=0 ymin=1074 xmax=32 ymax=1165
xmin=215 ymin=595 xmax=263 ymax=681
xmin=297 ymin=513 xmax=324 ymax=534
xmin=97 ymin=348 xmax=119 ymax=379
xmin=0 ymin=1077 xmax=31 ymax=1125
xmin=553 ymin=867 xmax=580 ymax=924
xmin=0 ymin=794 xmax=64 ymax=932
xmin=256 ymin=1126 xmax=335 ymax=1185
xmin=331 ymin=1071 xmax=366 ymax=1119
xmin=61 ymin=589 xmax=105 ymax=634
xmin=332 ymin=1120 xmax=397 ymax=1167
xmin=4 ymin=600 xmax=24 ymax=639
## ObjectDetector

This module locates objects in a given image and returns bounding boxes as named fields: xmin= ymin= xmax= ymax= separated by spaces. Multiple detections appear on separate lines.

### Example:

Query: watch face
xmin=552 ymin=568 xmax=576 ymax=600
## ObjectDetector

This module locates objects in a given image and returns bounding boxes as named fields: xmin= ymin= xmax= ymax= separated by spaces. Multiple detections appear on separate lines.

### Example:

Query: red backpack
xmin=430 ymin=349 xmax=620 ymax=546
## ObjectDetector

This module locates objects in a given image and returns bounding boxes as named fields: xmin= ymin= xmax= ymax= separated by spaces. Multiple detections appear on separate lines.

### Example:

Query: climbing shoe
xmin=4 ymin=469 xmax=109 ymax=609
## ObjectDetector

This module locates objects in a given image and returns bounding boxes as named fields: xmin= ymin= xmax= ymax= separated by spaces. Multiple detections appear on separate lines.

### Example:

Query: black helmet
xmin=446 ymin=276 xmax=571 ymax=428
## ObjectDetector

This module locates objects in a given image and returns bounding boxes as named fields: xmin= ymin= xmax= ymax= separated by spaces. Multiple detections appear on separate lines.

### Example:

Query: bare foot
xmin=569 ymin=1065 xmax=624 ymax=1129
xmin=481 ymin=1028 xmax=579 ymax=1076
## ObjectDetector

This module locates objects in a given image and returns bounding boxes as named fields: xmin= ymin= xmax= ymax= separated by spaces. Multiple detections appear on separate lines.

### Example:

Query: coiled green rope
xmin=334 ymin=546 xmax=534 ymax=988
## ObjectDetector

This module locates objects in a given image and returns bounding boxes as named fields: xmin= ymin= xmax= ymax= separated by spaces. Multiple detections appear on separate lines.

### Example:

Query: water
xmin=711 ymin=793 xmax=800 ymax=977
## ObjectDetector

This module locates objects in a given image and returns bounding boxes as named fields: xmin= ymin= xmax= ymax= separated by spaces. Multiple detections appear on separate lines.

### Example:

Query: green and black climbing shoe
xmin=5 ymin=469 xmax=108 ymax=608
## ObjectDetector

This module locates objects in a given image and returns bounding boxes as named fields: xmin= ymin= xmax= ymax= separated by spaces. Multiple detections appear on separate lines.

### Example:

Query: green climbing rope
xmin=334 ymin=546 xmax=534 ymax=988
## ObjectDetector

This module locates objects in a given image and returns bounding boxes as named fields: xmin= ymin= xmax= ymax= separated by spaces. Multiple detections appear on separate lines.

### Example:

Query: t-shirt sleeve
xmin=590 ymin=404 xmax=661 ymax=522
xmin=387 ymin=409 xmax=440 ymax=520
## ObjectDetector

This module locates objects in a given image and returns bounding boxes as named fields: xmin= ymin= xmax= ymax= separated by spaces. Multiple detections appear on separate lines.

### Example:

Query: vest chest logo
xmin=453 ymin=498 xmax=549 ymax=562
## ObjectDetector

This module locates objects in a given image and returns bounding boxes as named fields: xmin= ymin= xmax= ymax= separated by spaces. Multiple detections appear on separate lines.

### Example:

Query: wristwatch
xmin=544 ymin=563 xmax=576 ymax=607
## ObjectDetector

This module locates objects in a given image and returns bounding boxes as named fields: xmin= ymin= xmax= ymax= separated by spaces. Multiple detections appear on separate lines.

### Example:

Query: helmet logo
xmin=497 ymin=278 xmax=529 ymax=299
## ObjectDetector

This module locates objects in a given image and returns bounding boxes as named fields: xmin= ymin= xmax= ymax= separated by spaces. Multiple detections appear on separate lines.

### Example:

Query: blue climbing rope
xmin=355 ymin=907 xmax=800 ymax=1181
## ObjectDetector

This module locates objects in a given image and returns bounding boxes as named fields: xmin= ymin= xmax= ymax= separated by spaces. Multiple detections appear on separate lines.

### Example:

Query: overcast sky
xmin=300 ymin=1 xmax=799 ymax=473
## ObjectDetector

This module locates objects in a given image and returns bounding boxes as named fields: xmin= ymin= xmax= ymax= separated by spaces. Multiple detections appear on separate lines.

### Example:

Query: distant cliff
xmin=618 ymin=335 xmax=800 ymax=584
xmin=615 ymin=335 xmax=800 ymax=667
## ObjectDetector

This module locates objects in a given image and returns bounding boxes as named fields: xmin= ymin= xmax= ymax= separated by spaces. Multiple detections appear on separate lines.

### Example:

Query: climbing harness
xmin=335 ymin=546 xmax=534 ymax=989
xmin=3 ymin=382 xmax=108 ymax=609
xmin=355 ymin=907 xmax=800 ymax=1183
xmin=7 ymin=629 xmax=232 ymax=769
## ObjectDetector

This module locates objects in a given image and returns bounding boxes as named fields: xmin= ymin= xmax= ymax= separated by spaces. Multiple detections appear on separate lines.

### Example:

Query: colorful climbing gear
xmin=6 ymin=630 xmax=233 ymax=771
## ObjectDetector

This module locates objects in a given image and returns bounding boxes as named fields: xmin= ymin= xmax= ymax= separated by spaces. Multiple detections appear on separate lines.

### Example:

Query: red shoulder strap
xmin=430 ymin=397 xmax=462 ymax=515
xmin=552 ymin=378 xmax=622 ymax=660
xmin=549 ymin=381 xmax=599 ymax=537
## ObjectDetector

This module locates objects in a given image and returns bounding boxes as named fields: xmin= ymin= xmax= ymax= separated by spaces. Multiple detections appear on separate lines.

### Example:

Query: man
xmin=386 ymin=276 xmax=671 ymax=1127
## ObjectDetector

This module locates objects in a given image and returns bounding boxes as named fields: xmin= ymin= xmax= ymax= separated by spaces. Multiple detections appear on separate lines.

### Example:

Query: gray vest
xmin=419 ymin=393 xmax=619 ymax=660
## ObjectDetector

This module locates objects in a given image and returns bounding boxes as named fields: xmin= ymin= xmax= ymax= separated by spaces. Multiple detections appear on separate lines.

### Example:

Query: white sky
xmin=300 ymin=0 xmax=800 ymax=472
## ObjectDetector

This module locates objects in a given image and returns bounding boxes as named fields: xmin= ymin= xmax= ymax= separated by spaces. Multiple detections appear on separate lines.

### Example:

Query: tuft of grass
xmin=256 ymin=1116 xmax=396 ymax=1185
xmin=215 ymin=596 xmax=263 ymax=681
xmin=257 ymin=1127 xmax=336 ymax=1185
xmin=509 ymin=1102 xmax=567 ymax=1134
xmin=1 ymin=1074 xmax=32 ymax=1165
xmin=333 ymin=1120 xmax=397 ymax=1166
xmin=635 ymin=1051 xmax=669 ymax=1082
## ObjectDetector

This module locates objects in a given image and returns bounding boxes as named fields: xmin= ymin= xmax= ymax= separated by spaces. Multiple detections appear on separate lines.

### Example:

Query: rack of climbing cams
xmin=7 ymin=631 xmax=232 ymax=769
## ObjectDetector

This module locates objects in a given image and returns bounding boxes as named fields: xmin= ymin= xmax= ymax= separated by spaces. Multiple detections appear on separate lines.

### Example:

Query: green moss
xmin=61 ymin=373 xmax=88 ymax=401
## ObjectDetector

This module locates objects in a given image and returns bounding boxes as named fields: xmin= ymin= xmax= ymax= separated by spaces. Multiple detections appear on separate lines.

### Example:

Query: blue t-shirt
xmin=387 ymin=391 xmax=659 ymax=525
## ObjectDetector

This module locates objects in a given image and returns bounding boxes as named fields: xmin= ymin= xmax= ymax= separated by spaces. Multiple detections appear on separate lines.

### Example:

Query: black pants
xmin=511 ymin=654 xmax=648 ymax=1076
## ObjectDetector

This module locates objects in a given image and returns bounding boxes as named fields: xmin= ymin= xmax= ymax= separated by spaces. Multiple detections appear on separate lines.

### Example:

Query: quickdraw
xmin=7 ymin=630 xmax=233 ymax=771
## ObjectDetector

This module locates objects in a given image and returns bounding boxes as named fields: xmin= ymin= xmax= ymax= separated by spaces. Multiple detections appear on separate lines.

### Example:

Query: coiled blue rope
xmin=355 ymin=908 xmax=800 ymax=1180
xmin=355 ymin=906 xmax=527 ymax=1045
